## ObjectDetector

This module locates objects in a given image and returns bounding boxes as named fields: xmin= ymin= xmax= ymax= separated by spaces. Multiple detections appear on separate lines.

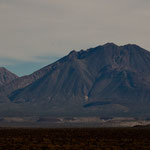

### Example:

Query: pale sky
xmin=0 ymin=0 xmax=150 ymax=76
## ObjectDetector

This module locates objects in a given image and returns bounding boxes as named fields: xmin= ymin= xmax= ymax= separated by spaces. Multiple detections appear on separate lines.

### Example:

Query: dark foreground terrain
xmin=0 ymin=128 xmax=150 ymax=150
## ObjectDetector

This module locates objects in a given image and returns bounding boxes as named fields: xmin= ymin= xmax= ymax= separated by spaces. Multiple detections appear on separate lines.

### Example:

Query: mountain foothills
xmin=0 ymin=43 xmax=150 ymax=118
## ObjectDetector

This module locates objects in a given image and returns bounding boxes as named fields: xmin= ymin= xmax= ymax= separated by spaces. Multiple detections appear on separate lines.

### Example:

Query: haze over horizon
xmin=0 ymin=0 xmax=150 ymax=76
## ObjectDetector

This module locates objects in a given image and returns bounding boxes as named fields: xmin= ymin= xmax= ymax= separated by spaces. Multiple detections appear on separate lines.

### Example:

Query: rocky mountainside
xmin=0 ymin=63 xmax=57 ymax=97
xmin=0 ymin=43 xmax=150 ymax=117
xmin=0 ymin=67 xmax=18 ymax=86
xmin=0 ymin=67 xmax=18 ymax=103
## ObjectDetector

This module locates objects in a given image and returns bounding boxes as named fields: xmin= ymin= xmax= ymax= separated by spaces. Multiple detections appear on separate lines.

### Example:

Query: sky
xmin=0 ymin=0 xmax=150 ymax=76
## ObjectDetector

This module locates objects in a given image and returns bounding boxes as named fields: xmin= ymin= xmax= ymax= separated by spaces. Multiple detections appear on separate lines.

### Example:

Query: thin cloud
xmin=0 ymin=0 xmax=150 ymax=64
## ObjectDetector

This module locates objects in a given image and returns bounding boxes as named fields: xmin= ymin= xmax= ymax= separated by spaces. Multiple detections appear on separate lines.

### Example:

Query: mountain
xmin=0 ymin=67 xmax=18 ymax=86
xmin=0 ymin=67 xmax=18 ymax=103
xmin=0 ymin=62 xmax=58 ymax=97
xmin=1 ymin=43 xmax=150 ymax=117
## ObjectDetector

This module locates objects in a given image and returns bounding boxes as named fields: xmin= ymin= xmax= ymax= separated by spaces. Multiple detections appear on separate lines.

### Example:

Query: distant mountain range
xmin=0 ymin=43 xmax=150 ymax=118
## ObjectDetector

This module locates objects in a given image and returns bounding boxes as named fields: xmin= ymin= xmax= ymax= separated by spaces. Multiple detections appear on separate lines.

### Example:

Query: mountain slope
xmin=0 ymin=67 xmax=18 ymax=86
xmin=0 ymin=61 xmax=62 ymax=96
xmin=0 ymin=67 xmax=18 ymax=103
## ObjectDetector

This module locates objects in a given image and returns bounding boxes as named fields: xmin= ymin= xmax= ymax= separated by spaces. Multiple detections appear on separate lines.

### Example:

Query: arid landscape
xmin=0 ymin=127 xmax=150 ymax=150
xmin=0 ymin=117 xmax=150 ymax=128
xmin=0 ymin=0 xmax=150 ymax=149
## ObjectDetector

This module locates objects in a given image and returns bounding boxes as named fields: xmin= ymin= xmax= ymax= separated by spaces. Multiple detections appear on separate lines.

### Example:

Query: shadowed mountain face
xmin=1 ymin=43 xmax=150 ymax=117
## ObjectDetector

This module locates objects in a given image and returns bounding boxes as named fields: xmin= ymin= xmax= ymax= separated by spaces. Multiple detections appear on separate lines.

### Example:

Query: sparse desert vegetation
xmin=0 ymin=128 xmax=150 ymax=150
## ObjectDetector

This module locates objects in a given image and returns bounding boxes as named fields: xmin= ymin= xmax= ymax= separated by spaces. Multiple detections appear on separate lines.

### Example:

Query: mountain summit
xmin=1 ymin=43 xmax=150 ymax=117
